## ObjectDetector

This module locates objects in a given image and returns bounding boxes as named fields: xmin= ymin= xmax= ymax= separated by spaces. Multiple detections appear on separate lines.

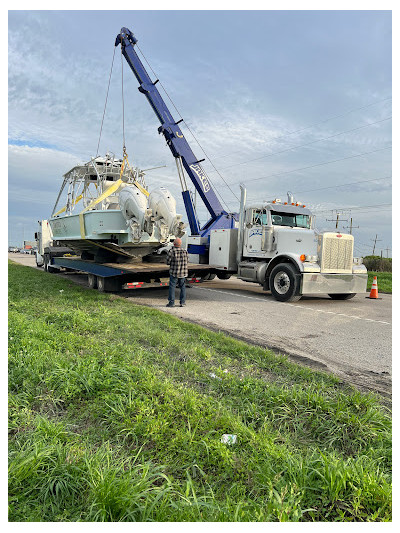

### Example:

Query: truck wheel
xmin=328 ymin=293 xmax=356 ymax=300
xmin=88 ymin=274 xmax=97 ymax=289
xmin=269 ymin=263 xmax=301 ymax=302
xmin=217 ymin=272 xmax=231 ymax=280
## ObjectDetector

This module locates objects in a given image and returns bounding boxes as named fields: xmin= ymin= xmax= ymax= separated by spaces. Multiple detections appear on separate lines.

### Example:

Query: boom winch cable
xmin=120 ymin=44 xmax=127 ymax=154
xmin=135 ymin=44 xmax=239 ymax=210
xmin=96 ymin=46 xmax=117 ymax=157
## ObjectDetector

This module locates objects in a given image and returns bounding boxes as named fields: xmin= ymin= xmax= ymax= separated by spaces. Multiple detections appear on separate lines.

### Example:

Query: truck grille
xmin=319 ymin=233 xmax=353 ymax=273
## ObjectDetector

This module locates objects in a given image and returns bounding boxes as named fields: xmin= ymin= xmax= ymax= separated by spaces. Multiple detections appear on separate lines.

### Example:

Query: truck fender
xmin=263 ymin=254 xmax=303 ymax=290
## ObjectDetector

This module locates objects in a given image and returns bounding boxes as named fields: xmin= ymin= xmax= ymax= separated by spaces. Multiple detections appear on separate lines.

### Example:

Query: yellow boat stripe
xmin=79 ymin=213 xmax=86 ymax=239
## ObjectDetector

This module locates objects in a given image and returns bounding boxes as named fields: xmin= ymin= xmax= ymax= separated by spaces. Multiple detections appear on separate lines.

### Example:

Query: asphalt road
xmin=9 ymin=253 xmax=392 ymax=398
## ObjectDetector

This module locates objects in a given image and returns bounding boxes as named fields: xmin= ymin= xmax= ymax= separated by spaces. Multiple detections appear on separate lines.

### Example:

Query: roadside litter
xmin=221 ymin=434 xmax=237 ymax=445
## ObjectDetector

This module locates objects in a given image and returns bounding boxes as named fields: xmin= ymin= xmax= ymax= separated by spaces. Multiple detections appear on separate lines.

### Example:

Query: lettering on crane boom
xmin=189 ymin=163 xmax=210 ymax=193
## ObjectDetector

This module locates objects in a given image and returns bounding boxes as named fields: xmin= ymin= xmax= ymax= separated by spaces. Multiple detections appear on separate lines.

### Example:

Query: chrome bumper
xmin=301 ymin=272 xmax=368 ymax=295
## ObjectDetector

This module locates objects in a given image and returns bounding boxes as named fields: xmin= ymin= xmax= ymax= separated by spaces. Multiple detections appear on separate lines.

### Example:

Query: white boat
xmin=49 ymin=153 xmax=185 ymax=262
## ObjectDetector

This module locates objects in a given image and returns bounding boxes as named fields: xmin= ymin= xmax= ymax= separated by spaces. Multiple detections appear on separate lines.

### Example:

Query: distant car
xmin=21 ymin=249 xmax=31 ymax=254
xmin=8 ymin=247 xmax=18 ymax=253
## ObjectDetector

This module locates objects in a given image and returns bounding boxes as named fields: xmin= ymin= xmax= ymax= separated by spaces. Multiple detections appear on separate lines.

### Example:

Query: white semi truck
xmin=209 ymin=187 xmax=367 ymax=302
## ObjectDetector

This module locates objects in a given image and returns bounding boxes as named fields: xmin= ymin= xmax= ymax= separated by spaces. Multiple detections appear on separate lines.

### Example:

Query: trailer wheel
xmin=328 ymin=293 xmax=356 ymax=300
xmin=201 ymin=273 xmax=216 ymax=281
xmin=44 ymin=254 xmax=57 ymax=273
xmin=97 ymin=276 xmax=121 ymax=293
xmin=269 ymin=263 xmax=301 ymax=302
xmin=97 ymin=277 xmax=106 ymax=292
xmin=217 ymin=272 xmax=231 ymax=280
xmin=88 ymin=274 xmax=98 ymax=289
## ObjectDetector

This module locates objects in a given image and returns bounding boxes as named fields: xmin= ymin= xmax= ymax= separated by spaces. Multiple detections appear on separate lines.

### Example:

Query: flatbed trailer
xmin=48 ymin=254 xmax=217 ymax=292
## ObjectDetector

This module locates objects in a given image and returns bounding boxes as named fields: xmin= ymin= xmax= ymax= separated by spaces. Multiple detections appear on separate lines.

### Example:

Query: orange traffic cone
xmin=366 ymin=276 xmax=381 ymax=299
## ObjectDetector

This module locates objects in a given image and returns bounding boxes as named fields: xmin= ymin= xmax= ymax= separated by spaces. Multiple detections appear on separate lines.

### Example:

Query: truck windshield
xmin=271 ymin=211 xmax=310 ymax=228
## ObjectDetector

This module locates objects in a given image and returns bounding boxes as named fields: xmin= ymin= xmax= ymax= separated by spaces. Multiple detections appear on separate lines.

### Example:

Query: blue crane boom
xmin=115 ymin=27 xmax=237 ymax=241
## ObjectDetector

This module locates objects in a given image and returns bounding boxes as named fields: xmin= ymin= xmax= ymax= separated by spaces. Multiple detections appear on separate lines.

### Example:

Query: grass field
xmin=367 ymin=272 xmax=392 ymax=294
xmin=8 ymin=261 xmax=392 ymax=522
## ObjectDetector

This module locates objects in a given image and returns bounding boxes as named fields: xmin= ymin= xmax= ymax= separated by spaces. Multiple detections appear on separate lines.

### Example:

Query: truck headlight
xmin=305 ymin=255 xmax=318 ymax=262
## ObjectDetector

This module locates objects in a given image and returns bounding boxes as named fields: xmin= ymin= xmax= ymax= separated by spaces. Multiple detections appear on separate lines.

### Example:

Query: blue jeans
xmin=168 ymin=275 xmax=186 ymax=305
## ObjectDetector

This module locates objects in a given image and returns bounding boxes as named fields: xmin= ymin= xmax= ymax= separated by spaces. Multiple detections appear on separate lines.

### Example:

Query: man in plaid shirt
xmin=166 ymin=238 xmax=189 ymax=307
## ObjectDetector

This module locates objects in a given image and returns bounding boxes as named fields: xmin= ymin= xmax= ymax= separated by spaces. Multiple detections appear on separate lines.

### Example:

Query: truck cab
xmin=242 ymin=200 xmax=316 ymax=260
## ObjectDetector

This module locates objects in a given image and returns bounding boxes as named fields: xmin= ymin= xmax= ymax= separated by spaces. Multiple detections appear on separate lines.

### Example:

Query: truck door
xmin=243 ymin=208 xmax=266 ymax=256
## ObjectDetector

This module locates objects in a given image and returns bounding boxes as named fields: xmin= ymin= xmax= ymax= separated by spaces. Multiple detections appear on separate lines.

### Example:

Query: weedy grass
xmin=367 ymin=271 xmax=392 ymax=293
xmin=8 ymin=261 xmax=392 ymax=522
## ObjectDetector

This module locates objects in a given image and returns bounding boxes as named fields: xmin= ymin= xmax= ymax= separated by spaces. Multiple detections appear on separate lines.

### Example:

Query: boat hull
xmin=50 ymin=210 xmax=130 ymax=241
xmin=49 ymin=210 xmax=162 ymax=261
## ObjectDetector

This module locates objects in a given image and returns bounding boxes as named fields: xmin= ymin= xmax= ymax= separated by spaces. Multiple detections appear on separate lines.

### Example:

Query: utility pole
xmin=371 ymin=234 xmax=382 ymax=255
xmin=344 ymin=217 xmax=359 ymax=235
xmin=326 ymin=211 xmax=348 ymax=230
xmin=385 ymin=247 xmax=391 ymax=258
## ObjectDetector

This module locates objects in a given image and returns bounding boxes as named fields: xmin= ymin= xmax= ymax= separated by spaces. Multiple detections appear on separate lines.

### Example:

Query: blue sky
xmin=8 ymin=7 xmax=392 ymax=256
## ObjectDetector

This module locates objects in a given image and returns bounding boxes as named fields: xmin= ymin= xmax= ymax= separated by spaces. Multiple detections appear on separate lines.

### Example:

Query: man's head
xmin=173 ymin=238 xmax=182 ymax=248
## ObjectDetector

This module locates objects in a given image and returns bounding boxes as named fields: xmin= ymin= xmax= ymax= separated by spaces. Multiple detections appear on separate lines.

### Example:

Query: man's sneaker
xmin=180 ymin=303 xmax=186 ymax=307
xmin=166 ymin=303 xmax=175 ymax=308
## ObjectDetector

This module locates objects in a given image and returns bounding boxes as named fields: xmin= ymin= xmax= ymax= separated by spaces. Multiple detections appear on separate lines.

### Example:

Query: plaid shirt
xmin=167 ymin=247 xmax=188 ymax=278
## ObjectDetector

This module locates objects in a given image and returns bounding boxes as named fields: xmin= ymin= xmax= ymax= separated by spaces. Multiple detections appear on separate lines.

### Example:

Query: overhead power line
xmin=207 ymin=116 xmax=391 ymax=174
xmin=209 ymin=96 xmax=392 ymax=162
xmin=219 ymin=145 xmax=392 ymax=189
xmin=314 ymin=203 xmax=392 ymax=214
xmin=291 ymin=175 xmax=391 ymax=196
xmin=245 ymin=175 xmax=391 ymax=202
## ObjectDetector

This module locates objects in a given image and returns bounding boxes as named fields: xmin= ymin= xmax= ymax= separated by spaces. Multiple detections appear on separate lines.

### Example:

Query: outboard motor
xmin=119 ymin=185 xmax=153 ymax=242
xmin=148 ymin=187 xmax=185 ymax=243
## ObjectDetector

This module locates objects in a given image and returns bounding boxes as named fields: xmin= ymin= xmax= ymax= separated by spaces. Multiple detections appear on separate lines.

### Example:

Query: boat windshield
xmin=271 ymin=210 xmax=311 ymax=229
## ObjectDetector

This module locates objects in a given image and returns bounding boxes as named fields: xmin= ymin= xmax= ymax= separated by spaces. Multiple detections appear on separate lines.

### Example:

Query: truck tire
xmin=328 ymin=293 xmax=356 ymax=300
xmin=217 ymin=272 xmax=231 ymax=280
xmin=269 ymin=263 xmax=301 ymax=302
xmin=88 ymin=274 xmax=98 ymax=289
